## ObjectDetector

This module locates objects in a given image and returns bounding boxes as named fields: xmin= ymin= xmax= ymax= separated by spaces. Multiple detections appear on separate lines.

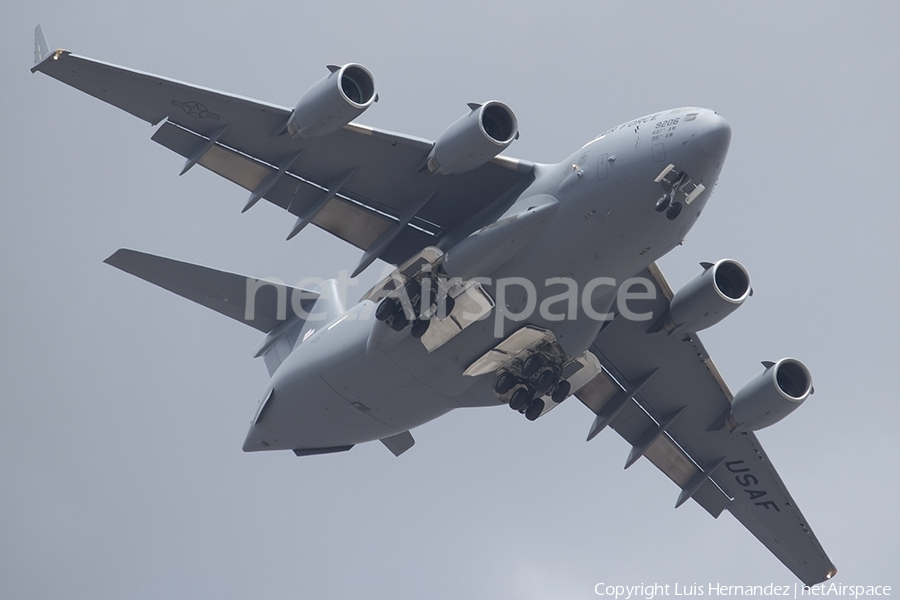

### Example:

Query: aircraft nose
xmin=695 ymin=112 xmax=732 ymax=159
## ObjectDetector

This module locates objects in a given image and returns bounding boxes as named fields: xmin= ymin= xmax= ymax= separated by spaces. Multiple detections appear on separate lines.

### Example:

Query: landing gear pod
xmin=286 ymin=63 xmax=377 ymax=137
xmin=427 ymin=101 xmax=518 ymax=174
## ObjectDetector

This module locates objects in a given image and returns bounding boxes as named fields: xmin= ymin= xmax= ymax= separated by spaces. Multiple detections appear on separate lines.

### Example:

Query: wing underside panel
xmin=576 ymin=368 xmax=732 ymax=518
xmin=34 ymin=50 xmax=534 ymax=267
xmin=151 ymin=121 xmax=395 ymax=250
xmin=576 ymin=264 xmax=836 ymax=585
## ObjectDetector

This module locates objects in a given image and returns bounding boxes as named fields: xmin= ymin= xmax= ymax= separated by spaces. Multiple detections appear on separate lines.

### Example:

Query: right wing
xmin=31 ymin=33 xmax=534 ymax=273
xmin=576 ymin=263 xmax=837 ymax=585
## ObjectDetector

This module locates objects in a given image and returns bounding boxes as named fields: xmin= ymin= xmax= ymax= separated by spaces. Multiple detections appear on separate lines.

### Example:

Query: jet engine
xmin=286 ymin=63 xmax=376 ymax=137
xmin=665 ymin=259 xmax=751 ymax=333
xmin=732 ymin=358 xmax=813 ymax=431
xmin=427 ymin=101 xmax=518 ymax=174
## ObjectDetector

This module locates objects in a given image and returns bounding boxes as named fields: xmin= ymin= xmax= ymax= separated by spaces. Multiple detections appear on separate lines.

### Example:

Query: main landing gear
xmin=492 ymin=351 xmax=572 ymax=422
xmin=364 ymin=246 xmax=496 ymax=352
xmin=374 ymin=276 xmax=455 ymax=339
xmin=464 ymin=325 xmax=601 ymax=423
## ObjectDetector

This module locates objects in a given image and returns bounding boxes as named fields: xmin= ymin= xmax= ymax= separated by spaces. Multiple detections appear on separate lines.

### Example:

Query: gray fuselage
xmin=244 ymin=108 xmax=731 ymax=452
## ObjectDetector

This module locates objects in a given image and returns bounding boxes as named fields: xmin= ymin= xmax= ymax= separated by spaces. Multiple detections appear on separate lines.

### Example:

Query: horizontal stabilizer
xmin=104 ymin=249 xmax=318 ymax=333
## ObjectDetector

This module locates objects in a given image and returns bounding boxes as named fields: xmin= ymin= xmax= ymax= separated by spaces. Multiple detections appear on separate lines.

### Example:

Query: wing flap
xmin=311 ymin=197 xmax=391 ymax=250
xmin=643 ymin=435 xmax=698 ymax=488
xmin=151 ymin=120 xmax=270 ymax=191
xmin=151 ymin=121 xmax=394 ymax=250
xmin=199 ymin=144 xmax=271 ymax=192
xmin=691 ymin=479 xmax=731 ymax=519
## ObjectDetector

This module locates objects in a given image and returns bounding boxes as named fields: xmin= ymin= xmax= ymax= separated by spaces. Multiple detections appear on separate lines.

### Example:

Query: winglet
xmin=33 ymin=25 xmax=51 ymax=66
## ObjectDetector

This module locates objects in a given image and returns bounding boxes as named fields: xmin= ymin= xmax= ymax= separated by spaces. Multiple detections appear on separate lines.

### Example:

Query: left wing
xmin=576 ymin=264 xmax=837 ymax=585
xmin=31 ymin=29 xmax=534 ymax=273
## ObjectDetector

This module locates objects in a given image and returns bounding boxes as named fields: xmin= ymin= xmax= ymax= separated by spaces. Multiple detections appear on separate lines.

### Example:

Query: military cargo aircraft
xmin=31 ymin=25 xmax=835 ymax=585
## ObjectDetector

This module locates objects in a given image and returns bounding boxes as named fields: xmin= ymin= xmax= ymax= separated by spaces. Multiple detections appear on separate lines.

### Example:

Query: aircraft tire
xmin=410 ymin=318 xmax=430 ymax=339
xmin=375 ymin=297 xmax=397 ymax=321
xmin=666 ymin=201 xmax=683 ymax=220
xmin=535 ymin=368 xmax=557 ymax=394
xmin=493 ymin=370 xmax=517 ymax=395
xmin=551 ymin=380 xmax=572 ymax=403
xmin=509 ymin=386 xmax=531 ymax=411
xmin=404 ymin=280 xmax=422 ymax=310
xmin=437 ymin=295 xmax=455 ymax=319
xmin=390 ymin=312 xmax=408 ymax=331
xmin=522 ymin=354 xmax=543 ymax=377
xmin=525 ymin=399 xmax=545 ymax=421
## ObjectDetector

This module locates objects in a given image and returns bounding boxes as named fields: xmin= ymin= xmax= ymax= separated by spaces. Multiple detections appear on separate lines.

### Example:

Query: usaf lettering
xmin=726 ymin=460 xmax=780 ymax=512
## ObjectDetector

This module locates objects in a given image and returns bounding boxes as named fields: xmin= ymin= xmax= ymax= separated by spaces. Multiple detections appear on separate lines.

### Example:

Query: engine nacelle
xmin=286 ymin=63 xmax=376 ymax=137
xmin=732 ymin=358 xmax=813 ymax=432
xmin=427 ymin=101 xmax=518 ymax=174
xmin=665 ymin=259 xmax=751 ymax=333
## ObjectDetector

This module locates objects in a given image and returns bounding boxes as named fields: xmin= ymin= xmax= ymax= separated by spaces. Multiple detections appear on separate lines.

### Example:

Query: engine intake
xmin=662 ymin=259 xmax=751 ymax=333
xmin=427 ymin=101 xmax=518 ymax=174
xmin=286 ymin=63 xmax=376 ymax=137
xmin=732 ymin=358 xmax=813 ymax=431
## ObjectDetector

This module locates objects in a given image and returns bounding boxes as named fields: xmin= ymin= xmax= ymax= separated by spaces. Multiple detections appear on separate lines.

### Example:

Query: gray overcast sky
xmin=3 ymin=1 xmax=899 ymax=598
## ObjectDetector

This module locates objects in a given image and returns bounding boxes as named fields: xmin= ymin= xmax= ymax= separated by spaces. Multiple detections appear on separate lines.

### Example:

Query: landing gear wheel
xmin=390 ymin=311 xmax=408 ymax=331
xmin=666 ymin=201 xmax=683 ymax=220
xmin=509 ymin=387 xmax=532 ymax=411
xmin=655 ymin=195 xmax=671 ymax=212
xmin=551 ymin=379 xmax=572 ymax=403
xmin=404 ymin=279 xmax=422 ymax=310
xmin=493 ymin=370 xmax=517 ymax=396
xmin=375 ymin=297 xmax=398 ymax=322
xmin=410 ymin=318 xmax=430 ymax=339
xmin=522 ymin=354 xmax=543 ymax=378
xmin=525 ymin=399 xmax=545 ymax=421
xmin=535 ymin=368 xmax=557 ymax=395
xmin=437 ymin=295 xmax=455 ymax=319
